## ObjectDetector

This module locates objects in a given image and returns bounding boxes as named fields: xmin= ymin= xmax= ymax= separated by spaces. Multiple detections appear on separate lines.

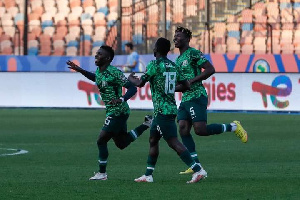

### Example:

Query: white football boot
xmin=89 ymin=172 xmax=107 ymax=180
xmin=186 ymin=168 xmax=207 ymax=184
xmin=134 ymin=175 xmax=153 ymax=183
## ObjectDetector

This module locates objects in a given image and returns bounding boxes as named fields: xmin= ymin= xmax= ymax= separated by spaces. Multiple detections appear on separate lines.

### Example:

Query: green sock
xmin=128 ymin=124 xmax=149 ymax=142
xmin=206 ymin=124 xmax=223 ymax=135
xmin=190 ymin=152 xmax=200 ymax=163
xmin=179 ymin=150 xmax=200 ymax=172
xmin=180 ymin=135 xmax=200 ymax=163
xmin=145 ymin=155 xmax=157 ymax=176
xmin=98 ymin=144 xmax=108 ymax=173
xmin=134 ymin=124 xmax=149 ymax=136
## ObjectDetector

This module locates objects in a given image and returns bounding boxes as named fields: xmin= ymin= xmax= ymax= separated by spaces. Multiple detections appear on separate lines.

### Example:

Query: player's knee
xmin=178 ymin=123 xmax=189 ymax=136
xmin=149 ymin=137 xmax=158 ymax=147
xmin=194 ymin=127 xmax=208 ymax=136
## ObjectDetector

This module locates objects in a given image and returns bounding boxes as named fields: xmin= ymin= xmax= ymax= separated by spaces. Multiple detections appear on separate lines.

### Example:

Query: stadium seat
xmin=241 ymin=44 xmax=253 ymax=54
xmin=214 ymin=44 xmax=226 ymax=54
xmin=66 ymin=46 xmax=78 ymax=56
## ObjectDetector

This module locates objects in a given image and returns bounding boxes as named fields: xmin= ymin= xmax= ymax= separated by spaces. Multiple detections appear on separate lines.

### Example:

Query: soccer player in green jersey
xmin=66 ymin=45 xmax=153 ymax=180
xmin=128 ymin=37 xmax=207 ymax=183
xmin=173 ymin=26 xmax=248 ymax=175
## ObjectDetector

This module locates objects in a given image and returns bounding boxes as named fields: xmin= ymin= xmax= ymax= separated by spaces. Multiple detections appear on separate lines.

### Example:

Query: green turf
xmin=0 ymin=108 xmax=299 ymax=200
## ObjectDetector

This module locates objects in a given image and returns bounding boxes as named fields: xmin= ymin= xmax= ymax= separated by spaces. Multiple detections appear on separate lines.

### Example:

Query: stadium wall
xmin=1 ymin=54 xmax=300 ymax=72
xmin=0 ymin=72 xmax=299 ymax=112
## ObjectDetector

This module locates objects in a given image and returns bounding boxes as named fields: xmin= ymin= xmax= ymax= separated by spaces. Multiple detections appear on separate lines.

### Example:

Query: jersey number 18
xmin=163 ymin=72 xmax=176 ymax=94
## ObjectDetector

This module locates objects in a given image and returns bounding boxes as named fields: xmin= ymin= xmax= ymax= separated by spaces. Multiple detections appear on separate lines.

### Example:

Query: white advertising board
xmin=0 ymin=73 xmax=299 ymax=111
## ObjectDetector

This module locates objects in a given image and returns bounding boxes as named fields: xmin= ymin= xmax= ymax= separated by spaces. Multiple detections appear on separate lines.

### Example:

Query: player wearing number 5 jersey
xmin=173 ymin=26 xmax=248 ymax=175
xmin=128 ymin=37 xmax=207 ymax=183
xmin=67 ymin=45 xmax=153 ymax=181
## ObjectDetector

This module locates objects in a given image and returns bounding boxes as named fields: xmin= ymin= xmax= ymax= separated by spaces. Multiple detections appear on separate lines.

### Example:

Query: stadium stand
xmin=1 ymin=0 xmax=300 ymax=55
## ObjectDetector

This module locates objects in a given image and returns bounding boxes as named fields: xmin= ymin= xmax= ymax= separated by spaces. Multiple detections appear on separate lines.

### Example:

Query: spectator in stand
xmin=123 ymin=42 xmax=140 ymax=72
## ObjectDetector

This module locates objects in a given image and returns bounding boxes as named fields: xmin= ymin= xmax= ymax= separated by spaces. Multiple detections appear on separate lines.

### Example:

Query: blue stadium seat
xmin=41 ymin=20 xmax=53 ymax=30
xmin=280 ymin=2 xmax=292 ymax=9
xmin=14 ymin=13 xmax=24 ymax=24
xmin=81 ymin=13 xmax=91 ymax=21
xmin=133 ymin=34 xmax=143 ymax=44
xmin=81 ymin=35 xmax=92 ymax=41
xmin=92 ymin=40 xmax=104 ymax=47
xmin=67 ymin=40 xmax=79 ymax=47
xmin=228 ymin=31 xmax=240 ymax=41
xmin=98 ymin=7 xmax=109 ymax=16
xmin=28 ymin=47 xmax=39 ymax=55
xmin=294 ymin=2 xmax=300 ymax=8
xmin=242 ymin=23 xmax=253 ymax=31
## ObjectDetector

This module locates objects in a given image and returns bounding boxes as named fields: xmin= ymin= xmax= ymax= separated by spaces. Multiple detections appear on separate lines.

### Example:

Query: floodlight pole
xmin=117 ymin=0 xmax=122 ymax=54
xmin=24 ymin=0 xmax=28 ymax=55
xmin=161 ymin=0 xmax=167 ymax=38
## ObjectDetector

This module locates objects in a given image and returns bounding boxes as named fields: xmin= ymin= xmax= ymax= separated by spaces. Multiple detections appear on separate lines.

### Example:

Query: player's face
xmin=173 ymin=31 xmax=188 ymax=48
xmin=95 ymin=48 xmax=110 ymax=66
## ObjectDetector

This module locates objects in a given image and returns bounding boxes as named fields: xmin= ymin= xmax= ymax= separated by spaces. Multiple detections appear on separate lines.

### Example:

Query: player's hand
xmin=66 ymin=60 xmax=82 ymax=72
xmin=108 ymin=98 xmax=122 ymax=105
xmin=128 ymin=72 xmax=138 ymax=80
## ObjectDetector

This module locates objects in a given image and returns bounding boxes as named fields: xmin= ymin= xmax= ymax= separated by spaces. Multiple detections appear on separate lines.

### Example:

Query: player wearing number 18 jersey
xmin=174 ymin=26 xmax=248 ymax=175
xmin=129 ymin=37 xmax=207 ymax=183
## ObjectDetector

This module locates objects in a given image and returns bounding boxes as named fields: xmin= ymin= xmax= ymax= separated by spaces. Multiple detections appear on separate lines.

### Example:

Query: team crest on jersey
xmin=182 ymin=60 xmax=188 ymax=66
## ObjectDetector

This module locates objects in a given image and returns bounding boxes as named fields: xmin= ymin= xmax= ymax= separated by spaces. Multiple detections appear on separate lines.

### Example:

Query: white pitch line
xmin=0 ymin=148 xmax=29 ymax=156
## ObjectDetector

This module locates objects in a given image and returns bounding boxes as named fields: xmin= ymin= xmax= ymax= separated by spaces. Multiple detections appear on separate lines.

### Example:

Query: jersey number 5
xmin=163 ymin=72 xmax=176 ymax=94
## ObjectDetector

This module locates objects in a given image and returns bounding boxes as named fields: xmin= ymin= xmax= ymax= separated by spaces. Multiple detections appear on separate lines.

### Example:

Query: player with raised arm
xmin=128 ymin=37 xmax=207 ymax=184
xmin=173 ymin=26 xmax=248 ymax=175
xmin=67 ymin=45 xmax=152 ymax=180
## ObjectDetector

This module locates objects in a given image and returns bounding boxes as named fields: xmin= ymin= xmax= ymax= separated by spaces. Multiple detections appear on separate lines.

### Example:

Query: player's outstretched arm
xmin=128 ymin=72 xmax=146 ymax=87
xmin=66 ymin=60 xmax=96 ymax=82
xmin=189 ymin=61 xmax=215 ymax=84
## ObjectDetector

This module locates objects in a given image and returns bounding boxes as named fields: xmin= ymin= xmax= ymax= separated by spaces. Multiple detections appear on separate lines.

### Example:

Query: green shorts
xmin=177 ymin=96 xmax=208 ymax=123
xmin=102 ymin=114 xmax=129 ymax=135
xmin=150 ymin=114 xmax=178 ymax=140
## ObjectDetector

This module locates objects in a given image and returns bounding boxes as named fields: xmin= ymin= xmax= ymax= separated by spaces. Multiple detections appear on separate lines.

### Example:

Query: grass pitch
xmin=0 ymin=109 xmax=299 ymax=200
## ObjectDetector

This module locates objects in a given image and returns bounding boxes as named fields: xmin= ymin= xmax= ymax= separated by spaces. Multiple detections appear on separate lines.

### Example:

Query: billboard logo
xmin=252 ymin=75 xmax=292 ymax=109
xmin=253 ymin=59 xmax=270 ymax=72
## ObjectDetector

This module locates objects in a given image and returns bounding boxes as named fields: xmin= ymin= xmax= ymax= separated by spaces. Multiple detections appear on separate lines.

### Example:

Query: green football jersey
xmin=95 ymin=65 xmax=130 ymax=116
xmin=175 ymin=47 xmax=208 ymax=102
xmin=141 ymin=57 xmax=186 ymax=116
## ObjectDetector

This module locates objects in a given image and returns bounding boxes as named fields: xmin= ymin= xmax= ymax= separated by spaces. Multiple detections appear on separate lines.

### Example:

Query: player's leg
xmin=113 ymin=115 xmax=153 ymax=149
xmin=89 ymin=129 xmax=113 ymax=180
xmin=178 ymin=102 xmax=202 ymax=174
xmin=134 ymin=134 xmax=160 ymax=183
xmin=158 ymin=114 xmax=207 ymax=183
xmin=135 ymin=117 xmax=160 ymax=183
xmin=162 ymin=129 xmax=207 ymax=183
xmin=192 ymin=96 xmax=248 ymax=142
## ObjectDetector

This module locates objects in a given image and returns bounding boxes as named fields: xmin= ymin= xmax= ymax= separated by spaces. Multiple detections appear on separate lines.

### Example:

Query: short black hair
xmin=156 ymin=37 xmax=170 ymax=56
xmin=175 ymin=26 xmax=192 ymax=39
xmin=100 ymin=45 xmax=114 ymax=61
xmin=125 ymin=42 xmax=133 ymax=50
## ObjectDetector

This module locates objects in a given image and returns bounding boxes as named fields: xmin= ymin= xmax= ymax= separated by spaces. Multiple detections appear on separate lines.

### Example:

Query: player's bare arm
xmin=66 ymin=60 xmax=83 ymax=72
xmin=128 ymin=72 xmax=146 ymax=87
xmin=66 ymin=60 xmax=96 ymax=82
xmin=189 ymin=61 xmax=215 ymax=84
